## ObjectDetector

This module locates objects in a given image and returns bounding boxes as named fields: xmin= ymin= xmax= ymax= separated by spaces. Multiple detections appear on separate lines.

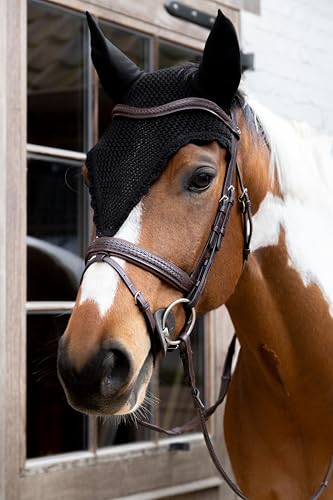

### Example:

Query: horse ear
xmin=195 ymin=10 xmax=241 ymax=111
xmin=86 ymin=12 xmax=144 ymax=102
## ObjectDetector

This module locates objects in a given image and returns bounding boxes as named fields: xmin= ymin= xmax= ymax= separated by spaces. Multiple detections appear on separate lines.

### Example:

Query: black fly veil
xmin=86 ymin=11 xmax=241 ymax=237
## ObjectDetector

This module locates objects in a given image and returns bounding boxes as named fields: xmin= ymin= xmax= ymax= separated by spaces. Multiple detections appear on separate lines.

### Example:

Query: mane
xmin=244 ymin=98 xmax=333 ymax=316
xmin=247 ymin=99 xmax=333 ymax=198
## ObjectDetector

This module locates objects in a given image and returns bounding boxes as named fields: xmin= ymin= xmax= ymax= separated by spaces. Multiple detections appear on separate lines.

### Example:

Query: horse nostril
xmin=100 ymin=348 xmax=132 ymax=398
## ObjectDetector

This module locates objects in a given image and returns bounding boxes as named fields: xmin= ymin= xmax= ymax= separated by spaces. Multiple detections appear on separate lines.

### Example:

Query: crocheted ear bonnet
xmin=86 ymin=11 xmax=241 ymax=237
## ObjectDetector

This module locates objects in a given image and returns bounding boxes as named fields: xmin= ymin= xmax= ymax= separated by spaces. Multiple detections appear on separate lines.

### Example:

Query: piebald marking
xmin=250 ymin=100 xmax=333 ymax=316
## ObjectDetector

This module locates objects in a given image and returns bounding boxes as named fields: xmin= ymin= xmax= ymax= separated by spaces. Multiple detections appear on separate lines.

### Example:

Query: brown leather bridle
xmin=81 ymin=98 xmax=333 ymax=499
xmin=84 ymin=97 xmax=252 ymax=355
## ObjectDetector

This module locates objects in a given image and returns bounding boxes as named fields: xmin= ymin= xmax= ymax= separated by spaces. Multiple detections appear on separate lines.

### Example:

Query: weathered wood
xmin=113 ymin=477 xmax=222 ymax=499
xmin=216 ymin=0 xmax=242 ymax=10
xmin=48 ymin=0 xmax=240 ymax=48
xmin=0 ymin=1 xmax=27 ymax=500
xmin=240 ymin=0 xmax=260 ymax=14
xmin=20 ymin=438 xmax=219 ymax=500
xmin=0 ymin=0 xmax=7 ymax=497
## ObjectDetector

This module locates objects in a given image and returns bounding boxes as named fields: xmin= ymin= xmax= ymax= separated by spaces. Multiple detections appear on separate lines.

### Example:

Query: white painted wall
xmin=241 ymin=0 xmax=333 ymax=134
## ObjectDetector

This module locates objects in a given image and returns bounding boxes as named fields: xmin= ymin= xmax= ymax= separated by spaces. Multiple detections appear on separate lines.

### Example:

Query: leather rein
xmin=82 ymin=97 xmax=333 ymax=499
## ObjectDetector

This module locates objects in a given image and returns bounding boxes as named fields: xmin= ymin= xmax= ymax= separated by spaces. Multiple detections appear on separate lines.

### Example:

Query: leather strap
xmin=84 ymin=254 xmax=157 ymax=351
xmin=188 ymin=115 xmax=239 ymax=306
xmin=86 ymin=237 xmax=194 ymax=294
xmin=236 ymin=165 xmax=253 ymax=261
xmin=178 ymin=335 xmax=247 ymax=500
xmin=113 ymin=97 xmax=241 ymax=139
xmin=310 ymin=455 xmax=333 ymax=500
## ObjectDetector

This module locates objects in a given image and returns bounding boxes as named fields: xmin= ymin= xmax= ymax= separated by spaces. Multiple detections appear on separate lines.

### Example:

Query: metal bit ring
xmin=162 ymin=298 xmax=196 ymax=346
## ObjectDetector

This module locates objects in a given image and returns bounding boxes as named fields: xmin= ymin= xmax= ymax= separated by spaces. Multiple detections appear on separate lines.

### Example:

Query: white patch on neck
xmin=79 ymin=203 xmax=143 ymax=316
xmin=249 ymin=100 xmax=333 ymax=316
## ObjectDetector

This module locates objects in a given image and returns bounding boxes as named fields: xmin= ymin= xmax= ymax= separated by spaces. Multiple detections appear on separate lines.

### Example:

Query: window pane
xmin=28 ymin=0 xmax=86 ymax=151
xmin=27 ymin=157 xmax=86 ymax=457
xmin=27 ymin=312 xmax=87 ymax=458
xmin=28 ymin=157 xmax=84 ymax=256
xmin=27 ymin=236 xmax=83 ymax=302
xmin=98 ymin=23 xmax=150 ymax=136
xmin=97 ymin=416 xmax=151 ymax=448
xmin=159 ymin=41 xmax=201 ymax=69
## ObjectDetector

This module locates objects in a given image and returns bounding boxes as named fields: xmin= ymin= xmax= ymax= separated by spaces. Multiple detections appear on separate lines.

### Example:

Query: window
xmin=27 ymin=0 xmax=207 ymax=459
xmin=27 ymin=1 xmax=88 ymax=458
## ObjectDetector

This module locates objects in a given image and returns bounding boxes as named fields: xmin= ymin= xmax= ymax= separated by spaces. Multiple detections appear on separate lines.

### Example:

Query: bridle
xmin=84 ymin=97 xmax=252 ymax=355
xmin=82 ymin=97 xmax=333 ymax=499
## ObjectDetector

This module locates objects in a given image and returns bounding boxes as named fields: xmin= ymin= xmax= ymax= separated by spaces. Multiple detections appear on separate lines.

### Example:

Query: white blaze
xmin=79 ymin=203 xmax=143 ymax=316
xmin=249 ymin=100 xmax=333 ymax=316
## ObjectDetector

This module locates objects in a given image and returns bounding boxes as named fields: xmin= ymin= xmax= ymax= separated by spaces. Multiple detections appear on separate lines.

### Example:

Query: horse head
xmin=57 ymin=11 xmax=264 ymax=417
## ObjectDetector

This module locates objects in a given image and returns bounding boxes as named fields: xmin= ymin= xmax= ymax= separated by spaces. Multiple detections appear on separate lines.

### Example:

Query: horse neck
xmin=227 ymin=104 xmax=333 ymax=413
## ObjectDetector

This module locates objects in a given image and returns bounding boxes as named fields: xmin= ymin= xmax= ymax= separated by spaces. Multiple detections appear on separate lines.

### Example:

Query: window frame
xmin=1 ymin=0 xmax=239 ymax=498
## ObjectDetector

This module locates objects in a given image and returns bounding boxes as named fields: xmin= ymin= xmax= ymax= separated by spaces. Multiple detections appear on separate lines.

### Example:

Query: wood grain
xmin=0 ymin=0 xmax=7 ymax=497
xmin=1 ymin=1 xmax=27 ymax=499
xmin=48 ymin=0 xmax=240 ymax=48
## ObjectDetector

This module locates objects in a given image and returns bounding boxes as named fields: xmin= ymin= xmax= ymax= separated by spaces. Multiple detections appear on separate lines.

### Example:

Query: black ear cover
xmin=86 ymin=12 xmax=143 ymax=102
xmin=194 ymin=10 xmax=241 ymax=110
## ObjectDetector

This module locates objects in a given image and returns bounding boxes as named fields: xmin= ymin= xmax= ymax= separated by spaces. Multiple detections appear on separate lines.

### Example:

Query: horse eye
xmin=187 ymin=168 xmax=216 ymax=193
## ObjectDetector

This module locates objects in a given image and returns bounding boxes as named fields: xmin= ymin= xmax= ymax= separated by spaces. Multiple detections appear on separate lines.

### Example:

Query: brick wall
xmin=241 ymin=0 xmax=333 ymax=134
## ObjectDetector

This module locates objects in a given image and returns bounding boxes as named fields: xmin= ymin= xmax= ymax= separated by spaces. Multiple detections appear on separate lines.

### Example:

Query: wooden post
xmin=0 ymin=1 xmax=27 ymax=498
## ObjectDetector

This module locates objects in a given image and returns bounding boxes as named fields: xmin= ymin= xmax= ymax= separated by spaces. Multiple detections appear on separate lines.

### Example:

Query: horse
xmin=57 ymin=10 xmax=333 ymax=499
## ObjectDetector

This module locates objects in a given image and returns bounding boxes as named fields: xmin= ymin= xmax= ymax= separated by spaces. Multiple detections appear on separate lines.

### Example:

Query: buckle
xmin=239 ymin=187 xmax=251 ymax=213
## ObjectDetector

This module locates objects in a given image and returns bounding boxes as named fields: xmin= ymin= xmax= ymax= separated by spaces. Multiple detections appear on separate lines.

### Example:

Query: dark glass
xmin=26 ymin=313 xmax=87 ymax=458
xmin=28 ymin=0 xmax=86 ymax=151
xmin=159 ymin=41 xmax=201 ymax=69
xmin=27 ymin=157 xmax=84 ymax=256
xmin=98 ymin=22 xmax=150 ymax=136
xmin=97 ymin=416 xmax=151 ymax=448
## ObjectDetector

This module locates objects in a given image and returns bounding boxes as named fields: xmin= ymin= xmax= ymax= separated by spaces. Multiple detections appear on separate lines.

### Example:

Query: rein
xmin=82 ymin=97 xmax=333 ymax=499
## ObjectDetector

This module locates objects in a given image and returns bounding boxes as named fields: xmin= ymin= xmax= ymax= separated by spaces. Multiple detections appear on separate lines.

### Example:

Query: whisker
xmin=145 ymin=390 xmax=160 ymax=407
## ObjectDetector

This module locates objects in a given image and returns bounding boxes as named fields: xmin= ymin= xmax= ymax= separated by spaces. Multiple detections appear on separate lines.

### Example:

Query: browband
xmin=112 ymin=97 xmax=241 ymax=139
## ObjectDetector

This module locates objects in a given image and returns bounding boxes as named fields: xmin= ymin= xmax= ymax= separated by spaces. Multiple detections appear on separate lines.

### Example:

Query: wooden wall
xmin=0 ymin=1 xmax=27 ymax=499
xmin=50 ymin=0 xmax=240 ymax=49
